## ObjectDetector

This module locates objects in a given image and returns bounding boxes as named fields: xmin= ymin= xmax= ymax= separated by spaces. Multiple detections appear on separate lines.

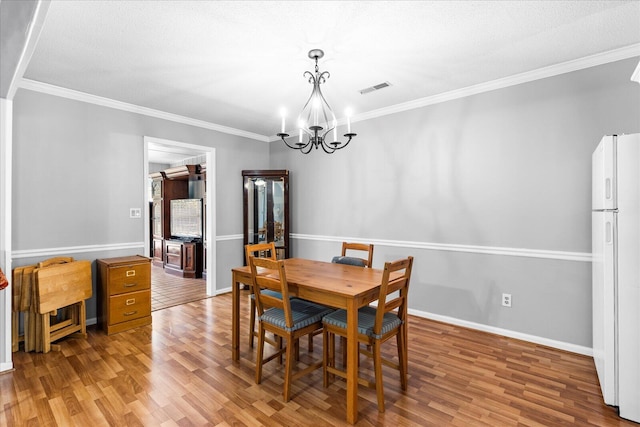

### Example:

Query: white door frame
xmin=143 ymin=136 xmax=216 ymax=296
xmin=0 ymin=99 xmax=14 ymax=372
xmin=0 ymin=0 xmax=51 ymax=372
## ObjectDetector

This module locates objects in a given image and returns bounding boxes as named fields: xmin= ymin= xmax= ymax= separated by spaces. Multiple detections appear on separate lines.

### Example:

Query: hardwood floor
xmin=151 ymin=264 xmax=208 ymax=312
xmin=1 ymin=289 xmax=634 ymax=426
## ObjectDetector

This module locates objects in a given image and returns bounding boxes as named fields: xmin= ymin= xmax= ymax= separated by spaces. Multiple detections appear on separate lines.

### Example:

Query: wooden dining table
xmin=231 ymin=257 xmax=386 ymax=424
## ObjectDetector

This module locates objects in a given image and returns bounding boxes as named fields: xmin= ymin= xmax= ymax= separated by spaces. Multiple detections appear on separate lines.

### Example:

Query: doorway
xmin=149 ymin=263 xmax=208 ymax=311
xmin=143 ymin=137 xmax=216 ymax=308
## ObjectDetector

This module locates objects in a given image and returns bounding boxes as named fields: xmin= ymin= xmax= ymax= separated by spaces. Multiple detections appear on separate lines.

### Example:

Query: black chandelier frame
xmin=278 ymin=49 xmax=356 ymax=154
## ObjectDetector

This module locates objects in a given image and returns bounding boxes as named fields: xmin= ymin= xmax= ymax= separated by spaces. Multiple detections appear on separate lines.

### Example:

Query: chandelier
xmin=278 ymin=49 xmax=356 ymax=154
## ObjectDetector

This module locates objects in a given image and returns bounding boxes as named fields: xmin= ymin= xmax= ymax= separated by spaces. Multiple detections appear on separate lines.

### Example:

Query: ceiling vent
xmin=359 ymin=81 xmax=391 ymax=95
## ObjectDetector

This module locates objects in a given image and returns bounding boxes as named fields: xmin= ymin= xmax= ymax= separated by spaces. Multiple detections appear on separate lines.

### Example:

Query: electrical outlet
xmin=502 ymin=293 xmax=512 ymax=307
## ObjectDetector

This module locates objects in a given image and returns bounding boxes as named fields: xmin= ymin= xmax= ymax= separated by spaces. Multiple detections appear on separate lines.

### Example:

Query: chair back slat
xmin=341 ymin=242 xmax=374 ymax=268
xmin=384 ymin=298 xmax=403 ymax=313
xmin=245 ymin=242 xmax=277 ymax=264
xmin=385 ymin=274 xmax=407 ymax=295
xmin=249 ymin=256 xmax=294 ymax=328
xmin=373 ymin=256 xmax=413 ymax=336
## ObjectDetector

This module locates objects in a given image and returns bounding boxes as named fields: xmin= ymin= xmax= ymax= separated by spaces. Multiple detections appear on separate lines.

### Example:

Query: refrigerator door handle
xmin=606 ymin=221 xmax=613 ymax=244
xmin=606 ymin=178 xmax=612 ymax=200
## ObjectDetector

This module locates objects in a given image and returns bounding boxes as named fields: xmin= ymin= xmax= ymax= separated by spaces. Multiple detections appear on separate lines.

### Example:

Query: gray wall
xmin=12 ymin=89 xmax=270 ymax=319
xmin=270 ymin=57 xmax=640 ymax=348
xmin=10 ymin=57 xmax=640 ymax=350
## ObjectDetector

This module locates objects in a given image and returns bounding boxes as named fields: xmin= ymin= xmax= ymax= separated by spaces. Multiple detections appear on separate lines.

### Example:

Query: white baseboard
xmin=408 ymin=307 xmax=592 ymax=357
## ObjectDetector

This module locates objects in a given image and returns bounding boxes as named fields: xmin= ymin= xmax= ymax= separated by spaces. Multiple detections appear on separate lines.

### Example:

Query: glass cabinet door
xmin=243 ymin=170 xmax=289 ymax=261
xmin=152 ymin=200 xmax=163 ymax=237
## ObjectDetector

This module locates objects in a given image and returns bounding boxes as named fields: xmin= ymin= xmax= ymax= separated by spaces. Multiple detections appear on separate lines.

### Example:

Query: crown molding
xmin=15 ymin=43 xmax=638 ymax=143
xmin=17 ymin=79 xmax=269 ymax=143
xmin=348 ymin=43 xmax=640 ymax=127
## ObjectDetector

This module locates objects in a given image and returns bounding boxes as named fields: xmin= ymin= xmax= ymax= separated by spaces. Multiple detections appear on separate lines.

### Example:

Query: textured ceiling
xmin=14 ymin=0 xmax=640 ymax=147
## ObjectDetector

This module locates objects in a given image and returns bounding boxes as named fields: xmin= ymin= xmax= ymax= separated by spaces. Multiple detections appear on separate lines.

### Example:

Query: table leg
xmin=346 ymin=298 xmax=358 ymax=424
xmin=232 ymin=272 xmax=240 ymax=361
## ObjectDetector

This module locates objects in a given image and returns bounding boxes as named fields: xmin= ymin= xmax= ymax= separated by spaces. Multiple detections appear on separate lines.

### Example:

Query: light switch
xmin=130 ymin=208 xmax=141 ymax=218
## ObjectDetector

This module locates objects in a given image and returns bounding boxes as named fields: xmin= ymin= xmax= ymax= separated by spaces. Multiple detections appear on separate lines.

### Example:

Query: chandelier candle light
xmin=278 ymin=49 xmax=356 ymax=154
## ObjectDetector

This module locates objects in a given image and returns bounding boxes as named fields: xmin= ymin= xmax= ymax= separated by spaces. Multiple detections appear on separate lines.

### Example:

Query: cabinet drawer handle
xmin=125 ymin=298 xmax=136 ymax=305
xmin=124 ymin=283 xmax=137 ymax=288
xmin=123 ymin=311 xmax=137 ymax=316
xmin=126 ymin=270 xmax=136 ymax=277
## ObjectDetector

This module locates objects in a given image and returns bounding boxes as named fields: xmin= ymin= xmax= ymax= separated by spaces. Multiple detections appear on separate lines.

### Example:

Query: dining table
xmin=231 ymin=257 xmax=387 ymax=424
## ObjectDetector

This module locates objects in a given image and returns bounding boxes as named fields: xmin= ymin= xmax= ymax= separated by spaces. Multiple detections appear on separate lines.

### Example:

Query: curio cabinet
xmin=242 ymin=170 xmax=289 ymax=261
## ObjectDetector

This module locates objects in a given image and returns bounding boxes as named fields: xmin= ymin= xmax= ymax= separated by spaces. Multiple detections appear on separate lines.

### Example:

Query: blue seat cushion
xmin=250 ymin=289 xmax=282 ymax=300
xmin=260 ymin=300 xmax=335 ymax=332
xmin=331 ymin=256 xmax=366 ymax=267
xmin=322 ymin=306 xmax=402 ymax=339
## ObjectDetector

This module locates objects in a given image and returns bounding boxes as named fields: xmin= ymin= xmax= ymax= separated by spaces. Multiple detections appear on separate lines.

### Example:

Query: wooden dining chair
xmin=322 ymin=256 xmax=414 ymax=412
xmin=250 ymin=256 xmax=335 ymax=402
xmin=333 ymin=242 xmax=374 ymax=268
xmin=245 ymin=242 xmax=278 ymax=348
xmin=310 ymin=242 xmax=375 ymax=352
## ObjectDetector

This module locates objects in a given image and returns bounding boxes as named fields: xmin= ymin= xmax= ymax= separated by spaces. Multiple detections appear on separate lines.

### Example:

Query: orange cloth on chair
xmin=0 ymin=268 xmax=8 ymax=290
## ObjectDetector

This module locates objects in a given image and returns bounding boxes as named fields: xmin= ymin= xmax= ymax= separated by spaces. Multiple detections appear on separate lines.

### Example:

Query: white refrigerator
xmin=592 ymin=134 xmax=640 ymax=423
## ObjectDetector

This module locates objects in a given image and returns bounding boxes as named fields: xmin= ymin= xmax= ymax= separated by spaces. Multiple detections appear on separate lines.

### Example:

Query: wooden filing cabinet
xmin=97 ymin=255 xmax=152 ymax=335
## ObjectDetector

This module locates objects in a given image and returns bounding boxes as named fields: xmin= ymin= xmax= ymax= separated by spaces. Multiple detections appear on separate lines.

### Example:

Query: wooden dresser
xmin=164 ymin=239 xmax=203 ymax=278
xmin=97 ymin=255 xmax=152 ymax=335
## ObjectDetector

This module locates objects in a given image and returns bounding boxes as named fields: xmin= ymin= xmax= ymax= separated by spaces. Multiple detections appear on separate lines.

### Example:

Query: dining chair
xmin=309 ymin=242 xmax=375 ymax=353
xmin=245 ymin=242 xmax=278 ymax=348
xmin=249 ymin=256 xmax=335 ymax=402
xmin=322 ymin=256 xmax=414 ymax=412
xmin=332 ymin=242 xmax=374 ymax=268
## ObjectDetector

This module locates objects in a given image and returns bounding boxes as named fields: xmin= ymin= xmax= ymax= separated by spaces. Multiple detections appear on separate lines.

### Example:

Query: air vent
xmin=359 ymin=81 xmax=391 ymax=95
